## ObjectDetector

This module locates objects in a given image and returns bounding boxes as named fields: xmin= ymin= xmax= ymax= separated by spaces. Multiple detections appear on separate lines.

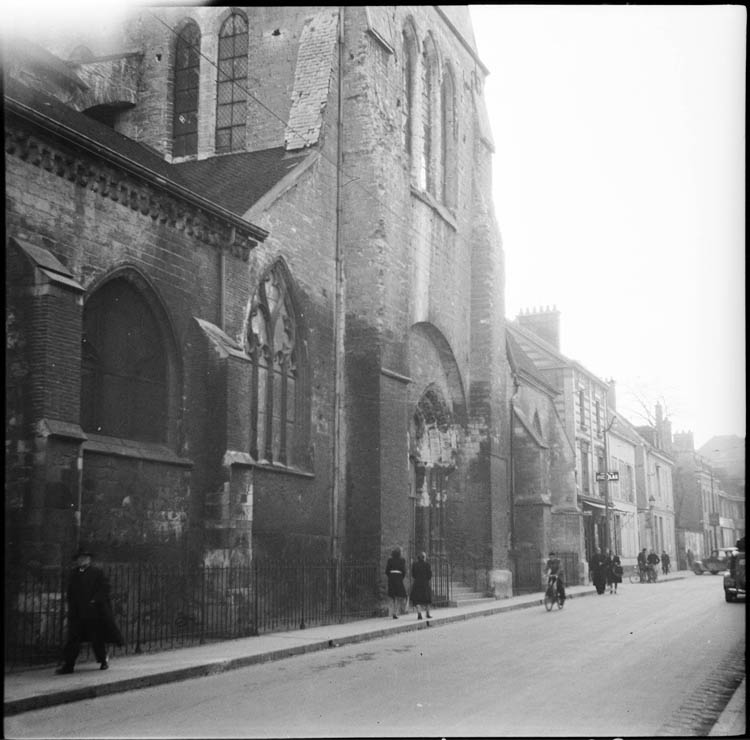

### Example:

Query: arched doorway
xmin=408 ymin=386 xmax=457 ymax=563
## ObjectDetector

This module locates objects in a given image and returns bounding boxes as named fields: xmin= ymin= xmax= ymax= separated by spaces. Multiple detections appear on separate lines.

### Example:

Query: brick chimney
xmin=516 ymin=305 xmax=561 ymax=351
xmin=606 ymin=378 xmax=617 ymax=412
xmin=672 ymin=430 xmax=695 ymax=452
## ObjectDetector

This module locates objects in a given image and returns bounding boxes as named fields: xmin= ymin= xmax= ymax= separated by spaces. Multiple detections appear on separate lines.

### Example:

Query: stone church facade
xmin=5 ymin=7 xmax=523 ymax=590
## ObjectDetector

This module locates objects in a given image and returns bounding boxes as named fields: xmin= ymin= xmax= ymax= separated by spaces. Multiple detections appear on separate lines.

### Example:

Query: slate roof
xmin=172 ymin=148 xmax=308 ymax=217
xmin=5 ymin=75 xmax=179 ymax=182
xmin=5 ymin=74 xmax=304 ymax=223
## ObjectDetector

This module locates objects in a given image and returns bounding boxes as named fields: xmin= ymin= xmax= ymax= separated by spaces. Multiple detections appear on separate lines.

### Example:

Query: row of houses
xmin=4 ymin=6 xmax=743 ymax=600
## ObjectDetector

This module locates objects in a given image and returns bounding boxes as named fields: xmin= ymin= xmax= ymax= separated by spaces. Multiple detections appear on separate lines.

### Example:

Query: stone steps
xmin=448 ymin=581 xmax=494 ymax=608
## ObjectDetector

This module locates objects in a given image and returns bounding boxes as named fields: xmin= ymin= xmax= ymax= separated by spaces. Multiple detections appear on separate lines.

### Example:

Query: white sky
xmin=470 ymin=5 xmax=746 ymax=448
xmin=2 ymin=3 xmax=745 ymax=449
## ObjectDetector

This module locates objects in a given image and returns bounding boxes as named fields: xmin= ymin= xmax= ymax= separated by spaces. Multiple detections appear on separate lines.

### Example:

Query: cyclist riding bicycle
xmin=545 ymin=552 xmax=566 ymax=603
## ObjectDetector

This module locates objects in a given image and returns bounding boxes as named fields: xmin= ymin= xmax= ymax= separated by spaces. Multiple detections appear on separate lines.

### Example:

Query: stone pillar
xmin=7 ymin=238 xmax=86 ymax=567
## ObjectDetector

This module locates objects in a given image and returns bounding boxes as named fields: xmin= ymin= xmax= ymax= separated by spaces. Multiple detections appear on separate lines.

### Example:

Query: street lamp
xmin=648 ymin=494 xmax=656 ymax=550
xmin=602 ymin=415 xmax=617 ymax=553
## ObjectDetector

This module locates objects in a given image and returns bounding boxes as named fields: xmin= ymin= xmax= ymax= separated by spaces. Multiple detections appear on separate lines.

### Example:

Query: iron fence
xmin=427 ymin=556 xmax=452 ymax=606
xmin=4 ymin=559 xmax=381 ymax=671
xmin=513 ymin=552 xmax=542 ymax=593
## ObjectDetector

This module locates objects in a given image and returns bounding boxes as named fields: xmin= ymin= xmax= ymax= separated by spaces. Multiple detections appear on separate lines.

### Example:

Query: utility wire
xmin=147 ymin=8 xmax=493 ymax=288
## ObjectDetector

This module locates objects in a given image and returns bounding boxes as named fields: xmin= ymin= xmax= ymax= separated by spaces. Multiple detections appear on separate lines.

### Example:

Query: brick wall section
xmin=335 ymin=6 xmax=511 ymax=569
xmin=5 ymin=115 xmax=338 ymax=563
xmin=285 ymin=10 xmax=338 ymax=150
xmin=27 ymin=289 xmax=82 ymax=424
xmin=7 ymin=7 xmax=514 ymax=577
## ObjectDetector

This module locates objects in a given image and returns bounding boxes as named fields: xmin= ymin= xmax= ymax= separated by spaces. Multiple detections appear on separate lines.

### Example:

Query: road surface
xmin=5 ymin=575 xmax=744 ymax=738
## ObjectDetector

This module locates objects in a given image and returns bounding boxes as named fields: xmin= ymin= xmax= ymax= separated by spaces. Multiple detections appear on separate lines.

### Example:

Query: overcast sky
xmin=2 ymin=3 xmax=745 ymax=449
xmin=470 ymin=5 xmax=746 ymax=448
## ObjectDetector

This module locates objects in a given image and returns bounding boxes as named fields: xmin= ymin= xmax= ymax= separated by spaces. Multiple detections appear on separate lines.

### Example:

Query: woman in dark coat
xmin=385 ymin=547 xmax=407 ymax=619
xmin=589 ymin=546 xmax=608 ymax=595
xmin=608 ymin=553 xmax=623 ymax=594
xmin=409 ymin=552 xmax=432 ymax=621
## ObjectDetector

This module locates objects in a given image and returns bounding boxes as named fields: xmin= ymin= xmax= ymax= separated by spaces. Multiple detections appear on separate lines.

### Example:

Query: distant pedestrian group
xmin=590 ymin=548 xmax=625 ymax=594
xmin=385 ymin=547 xmax=432 ymax=622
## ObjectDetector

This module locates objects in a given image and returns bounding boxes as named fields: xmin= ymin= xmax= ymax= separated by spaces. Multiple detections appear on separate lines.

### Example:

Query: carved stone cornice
xmin=5 ymin=112 xmax=265 ymax=261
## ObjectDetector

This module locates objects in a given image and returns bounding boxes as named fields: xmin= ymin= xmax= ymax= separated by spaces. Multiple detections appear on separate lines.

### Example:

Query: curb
xmin=3 ymin=576 xmax=687 ymax=716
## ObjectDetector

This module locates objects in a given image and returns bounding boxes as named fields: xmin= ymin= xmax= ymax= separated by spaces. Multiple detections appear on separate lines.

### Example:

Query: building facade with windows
xmin=673 ymin=431 xmax=745 ymax=565
xmin=605 ymin=415 xmax=640 ymax=570
xmin=633 ymin=416 xmax=676 ymax=562
xmin=5 ymin=7 xmax=515 ymax=590
xmin=507 ymin=308 xmax=615 ymax=575
xmin=505 ymin=331 xmax=578 ymax=591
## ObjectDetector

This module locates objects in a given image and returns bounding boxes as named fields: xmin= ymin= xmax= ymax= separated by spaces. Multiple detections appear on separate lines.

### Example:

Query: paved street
xmin=5 ymin=575 xmax=744 ymax=738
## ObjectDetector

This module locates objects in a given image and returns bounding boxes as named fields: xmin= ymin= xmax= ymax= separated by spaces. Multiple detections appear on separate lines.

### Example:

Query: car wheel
xmin=725 ymin=591 xmax=735 ymax=602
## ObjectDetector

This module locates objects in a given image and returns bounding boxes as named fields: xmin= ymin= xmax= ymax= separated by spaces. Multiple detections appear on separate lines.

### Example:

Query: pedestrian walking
xmin=55 ymin=546 xmax=124 ymax=674
xmin=409 ymin=551 xmax=432 ymax=621
xmin=603 ymin=549 xmax=613 ymax=592
xmin=608 ymin=553 xmax=623 ymax=594
xmin=661 ymin=550 xmax=670 ymax=575
xmin=637 ymin=547 xmax=648 ymax=580
xmin=646 ymin=549 xmax=660 ymax=582
xmin=589 ymin=546 xmax=608 ymax=595
xmin=385 ymin=546 xmax=407 ymax=619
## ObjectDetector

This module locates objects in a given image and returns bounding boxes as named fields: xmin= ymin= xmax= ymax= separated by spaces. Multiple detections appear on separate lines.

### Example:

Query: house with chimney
xmin=506 ymin=307 xmax=616 ymax=575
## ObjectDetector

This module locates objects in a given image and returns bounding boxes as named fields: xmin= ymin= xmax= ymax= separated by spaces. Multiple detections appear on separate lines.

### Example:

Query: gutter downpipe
xmin=509 ymin=372 xmax=520 ymax=589
xmin=331 ymin=5 xmax=346 ymax=561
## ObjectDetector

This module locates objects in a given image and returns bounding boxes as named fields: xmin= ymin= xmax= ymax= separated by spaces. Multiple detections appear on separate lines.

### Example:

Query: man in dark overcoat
xmin=56 ymin=546 xmax=124 ymax=674
xmin=589 ymin=546 xmax=608 ymax=595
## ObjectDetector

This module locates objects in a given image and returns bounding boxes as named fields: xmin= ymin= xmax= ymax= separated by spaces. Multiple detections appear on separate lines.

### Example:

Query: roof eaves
xmin=5 ymin=92 xmax=269 ymax=245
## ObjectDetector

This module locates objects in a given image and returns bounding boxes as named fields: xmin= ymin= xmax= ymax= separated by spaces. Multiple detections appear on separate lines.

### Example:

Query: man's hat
xmin=73 ymin=545 xmax=94 ymax=559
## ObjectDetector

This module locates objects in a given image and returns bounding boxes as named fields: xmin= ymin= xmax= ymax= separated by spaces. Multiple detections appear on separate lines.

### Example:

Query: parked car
xmin=692 ymin=547 xmax=737 ymax=575
xmin=723 ymin=550 xmax=746 ymax=602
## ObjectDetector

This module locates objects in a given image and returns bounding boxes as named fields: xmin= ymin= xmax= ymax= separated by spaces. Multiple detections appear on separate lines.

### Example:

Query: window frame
xmin=172 ymin=19 xmax=201 ymax=158
xmin=80 ymin=272 xmax=179 ymax=447
xmin=245 ymin=262 xmax=306 ymax=468
xmin=215 ymin=11 xmax=249 ymax=154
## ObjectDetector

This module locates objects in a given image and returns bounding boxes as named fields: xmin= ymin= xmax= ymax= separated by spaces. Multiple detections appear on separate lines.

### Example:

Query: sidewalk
xmin=3 ymin=570 xmax=722 ymax=723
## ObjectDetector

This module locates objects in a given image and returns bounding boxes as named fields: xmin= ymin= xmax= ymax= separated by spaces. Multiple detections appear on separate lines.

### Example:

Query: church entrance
xmin=407 ymin=387 xmax=457 ymax=565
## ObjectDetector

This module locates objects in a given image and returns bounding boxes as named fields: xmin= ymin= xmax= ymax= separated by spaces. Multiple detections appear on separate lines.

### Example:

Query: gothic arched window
xmin=402 ymin=23 xmax=418 ymax=164
xmin=422 ymin=36 xmax=439 ymax=194
xmin=81 ymin=278 xmax=168 ymax=443
xmin=216 ymin=11 xmax=248 ymax=153
xmin=246 ymin=263 xmax=300 ymax=465
xmin=172 ymin=20 xmax=201 ymax=158
xmin=441 ymin=65 xmax=457 ymax=207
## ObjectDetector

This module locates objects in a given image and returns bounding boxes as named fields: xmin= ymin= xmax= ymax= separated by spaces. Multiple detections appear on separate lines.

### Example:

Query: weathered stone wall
xmin=6 ymin=6 xmax=512 ymax=576
xmin=4 ymin=107 xmax=337 ymax=564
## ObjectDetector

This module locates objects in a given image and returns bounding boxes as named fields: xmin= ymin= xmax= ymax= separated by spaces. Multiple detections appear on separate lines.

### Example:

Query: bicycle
xmin=543 ymin=574 xmax=565 ymax=611
xmin=629 ymin=567 xmax=647 ymax=584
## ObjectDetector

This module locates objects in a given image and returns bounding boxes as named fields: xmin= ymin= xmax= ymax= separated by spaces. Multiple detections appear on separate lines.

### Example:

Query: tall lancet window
xmin=172 ymin=20 xmax=201 ymax=157
xmin=246 ymin=263 xmax=300 ymax=465
xmin=441 ymin=65 xmax=457 ymax=207
xmin=216 ymin=11 xmax=248 ymax=153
